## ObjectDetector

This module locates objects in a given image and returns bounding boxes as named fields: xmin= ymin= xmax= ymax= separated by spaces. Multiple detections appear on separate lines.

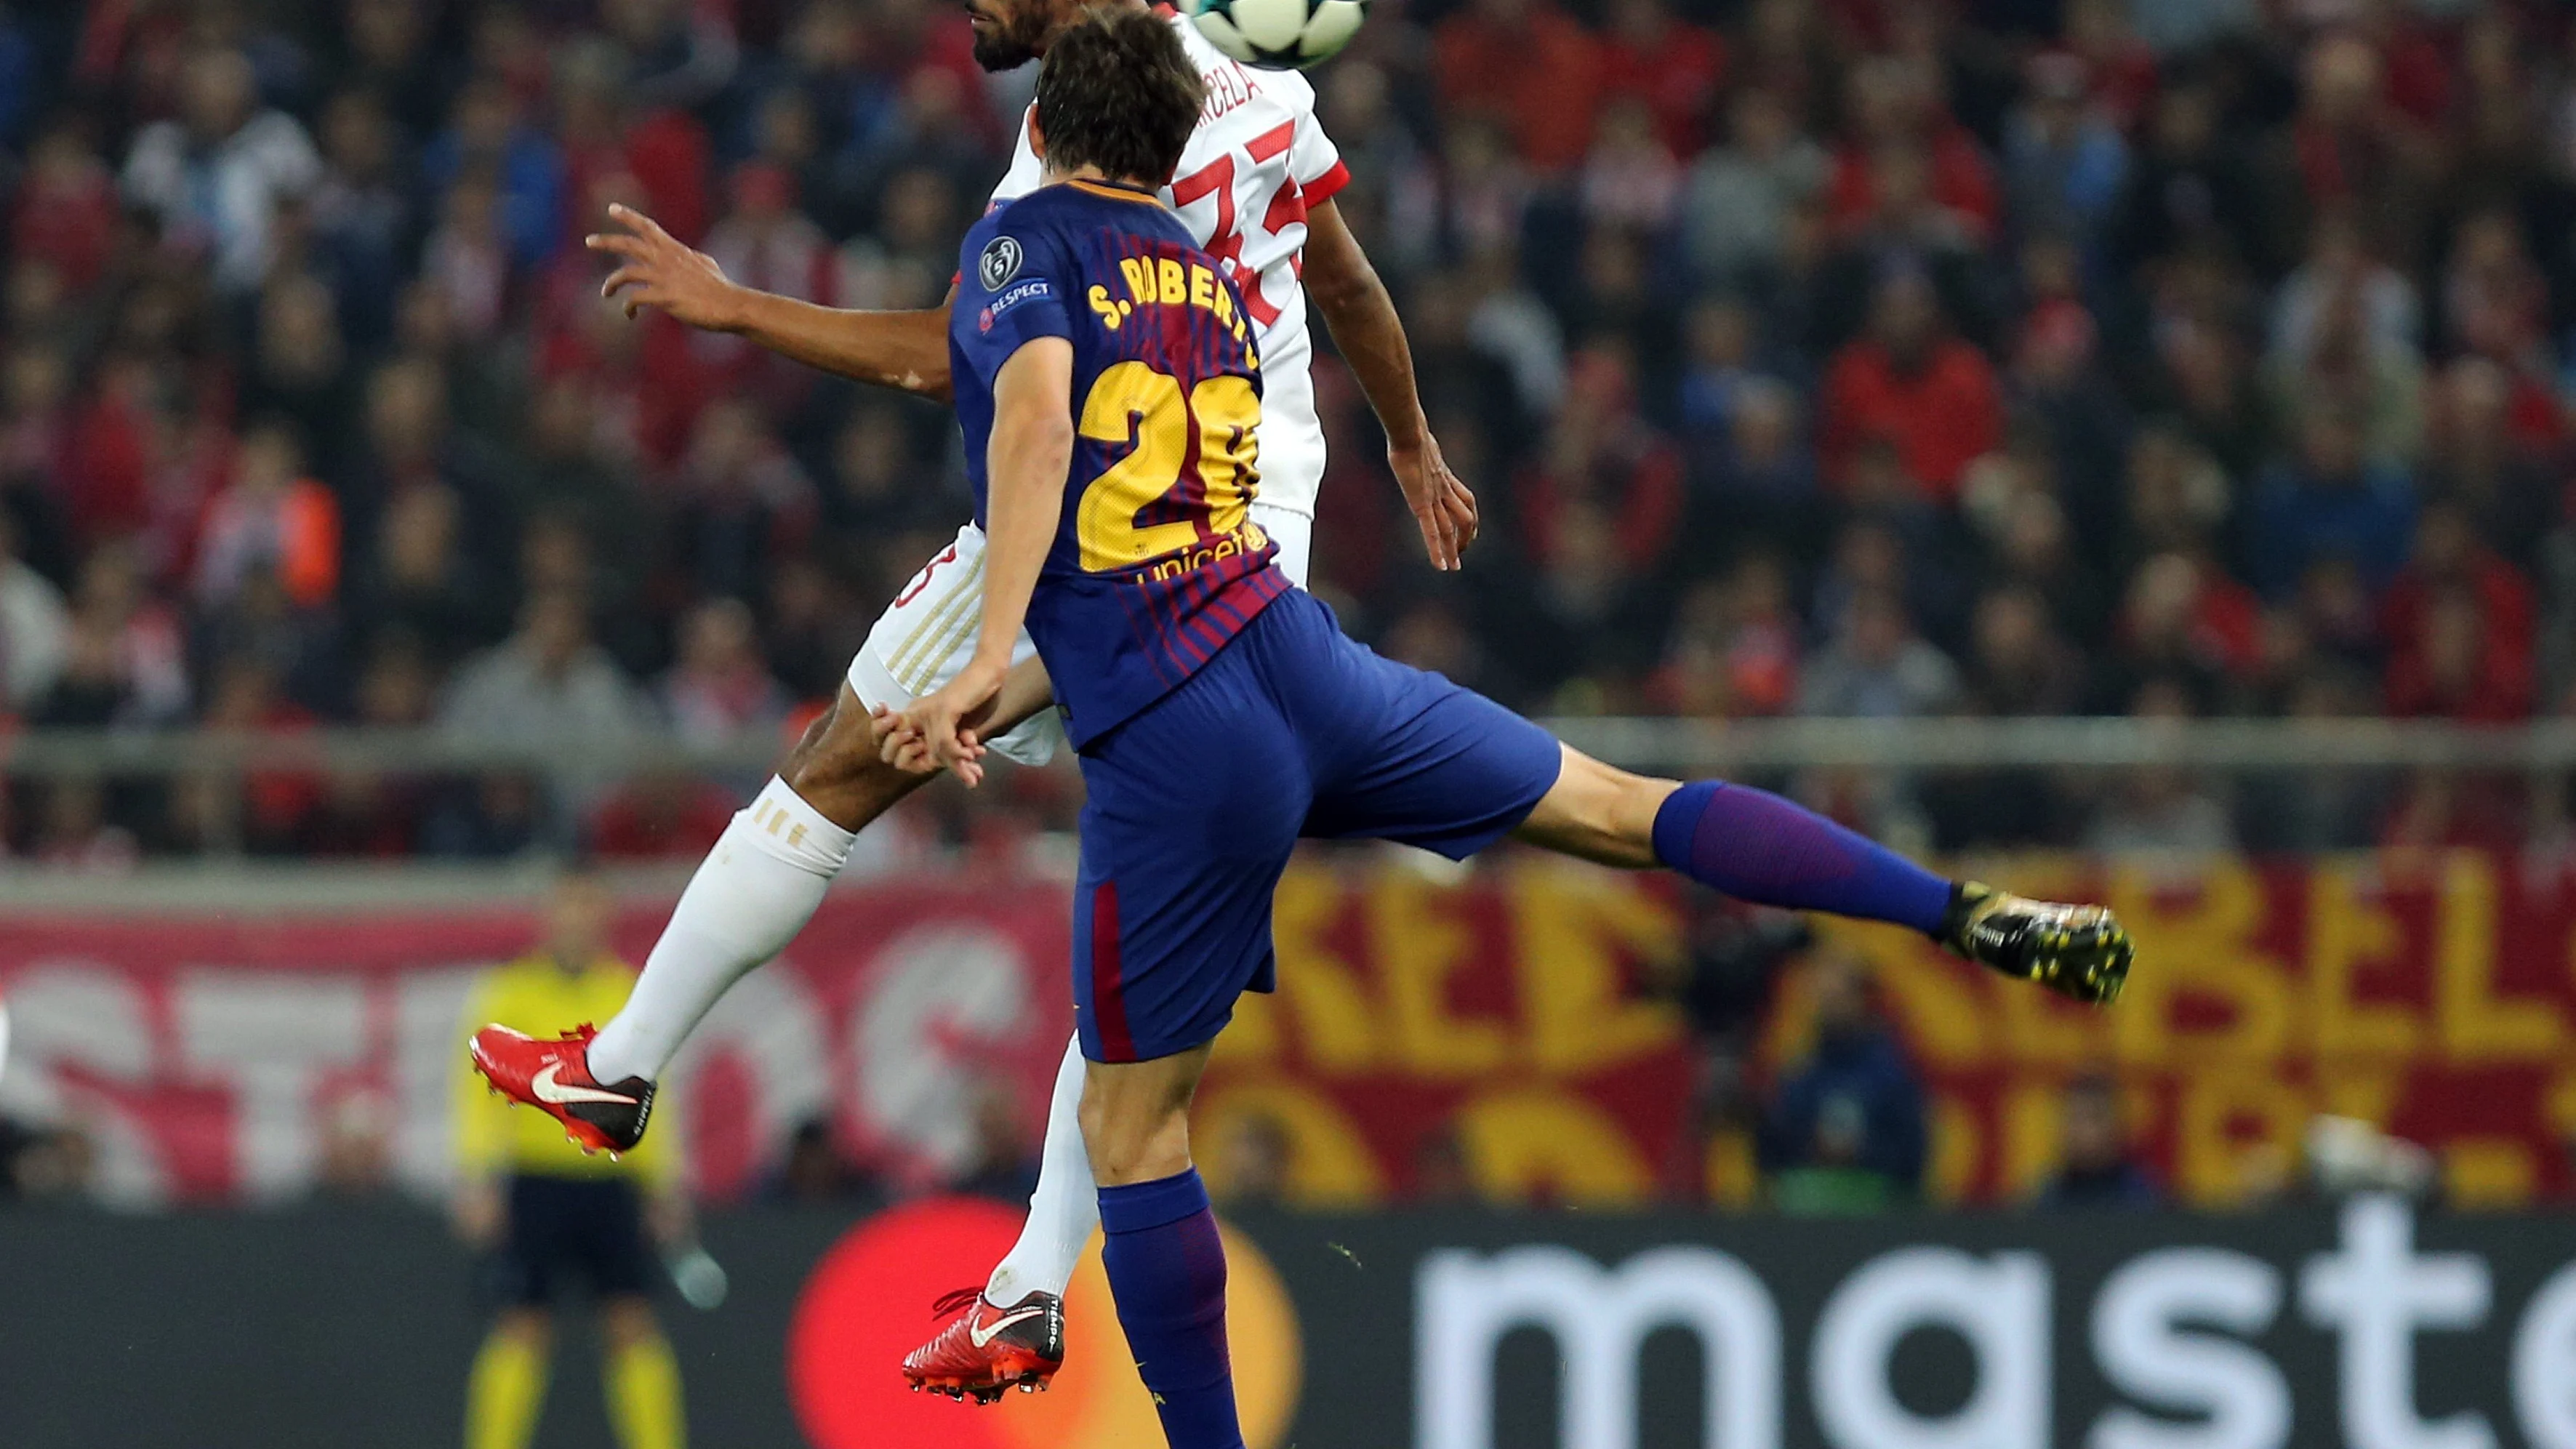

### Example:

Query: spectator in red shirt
xmin=1818 ymin=268 xmax=2002 ymax=502
xmin=1599 ymin=0 xmax=1726 ymax=156
xmin=2355 ymin=0 xmax=2452 ymax=132
xmin=697 ymin=161 xmax=841 ymax=401
xmin=2290 ymin=33 xmax=2431 ymax=258
xmin=10 ymin=123 xmax=119 ymax=296
xmin=2053 ymin=0 xmax=2159 ymax=136
xmin=1434 ymin=0 xmax=1604 ymax=172
xmin=1826 ymin=55 xmax=1999 ymax=246
xmin=2381 ymin=503 xmax=2534 ymax=723
xmin=1515 ymin=346 xmax=1685 ymax=576
xmin=556 ymin=37 xmax=712 ymax=251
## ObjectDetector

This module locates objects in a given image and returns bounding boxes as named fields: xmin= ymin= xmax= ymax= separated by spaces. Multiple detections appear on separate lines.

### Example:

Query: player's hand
xmin=869 ymin=704 xmax=942 ymax=776
xmin=587 ymin=204 xmax=745 ymax=331
xmin=453 ymin=1178 xmax=504 ymax=1248
xmin=1389 ymin=432 xmax=1479 ymax=571
xmin=895 ymin=658 xmax=1007 ymax=787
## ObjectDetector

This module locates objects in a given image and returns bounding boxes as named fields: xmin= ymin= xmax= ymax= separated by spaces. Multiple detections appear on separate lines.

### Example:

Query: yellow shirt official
xmin=454 ymin=955 xmax=675 ymax=1184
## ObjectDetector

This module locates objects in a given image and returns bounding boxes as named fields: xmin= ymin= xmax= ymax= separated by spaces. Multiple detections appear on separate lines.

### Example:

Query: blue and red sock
xmin=1096 ymin=1168 xmax=1243 ymax=1449
xmin=1650 ymin=780 xmax=1954 ymax=936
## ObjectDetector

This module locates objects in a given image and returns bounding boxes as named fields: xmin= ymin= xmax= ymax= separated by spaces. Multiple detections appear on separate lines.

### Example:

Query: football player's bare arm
xmin=896 ymin=338 xmax=1076 ymax=785
xmin=1300 ymin=197 xmax=1478 ymax=571
xmin=589 ymin=204 xmax=956 ymax=401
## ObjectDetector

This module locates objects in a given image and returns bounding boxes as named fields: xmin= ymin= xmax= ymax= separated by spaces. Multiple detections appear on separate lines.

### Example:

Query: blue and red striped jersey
xmin=950 ymin=178 xmax=1287 ymax=749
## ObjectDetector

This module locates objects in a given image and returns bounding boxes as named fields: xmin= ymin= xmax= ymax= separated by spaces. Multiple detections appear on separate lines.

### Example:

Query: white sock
xmin=587 ymin=778 xmax=855 ymax=1083
xmin=983 ymin=1034 xmax=1099 ymax=1305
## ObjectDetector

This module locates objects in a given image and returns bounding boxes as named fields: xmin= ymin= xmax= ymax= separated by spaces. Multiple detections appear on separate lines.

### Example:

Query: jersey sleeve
xmin=954 ymin=222 xmax=1077 ymax=383
xmin=1290 ymin=108 xmax=1351 ymax=206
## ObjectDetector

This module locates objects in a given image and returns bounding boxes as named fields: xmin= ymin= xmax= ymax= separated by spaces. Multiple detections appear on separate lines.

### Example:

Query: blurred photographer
xmin=1758 ymin=951 xmax=1927 ymax=1213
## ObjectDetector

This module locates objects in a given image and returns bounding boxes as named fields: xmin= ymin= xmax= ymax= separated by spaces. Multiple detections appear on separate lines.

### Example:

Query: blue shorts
xmin=1072 ymin=588 xmax=1562 ymax=1062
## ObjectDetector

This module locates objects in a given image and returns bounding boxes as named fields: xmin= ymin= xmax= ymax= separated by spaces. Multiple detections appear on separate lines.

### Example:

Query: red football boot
xmin=467 ymin=1023 xmax=655 ymax=1156
xmin=901 ymin=1288 xmax=1065 ymax=1402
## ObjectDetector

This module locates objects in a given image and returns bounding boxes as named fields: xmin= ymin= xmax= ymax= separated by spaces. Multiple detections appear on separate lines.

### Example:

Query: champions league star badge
xmin=979 ymin=236 xmax=1024 ymax=291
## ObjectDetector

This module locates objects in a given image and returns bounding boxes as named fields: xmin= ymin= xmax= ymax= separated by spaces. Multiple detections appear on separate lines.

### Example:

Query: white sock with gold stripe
xmin=587 ymin=777 xmax=854 ymax=1083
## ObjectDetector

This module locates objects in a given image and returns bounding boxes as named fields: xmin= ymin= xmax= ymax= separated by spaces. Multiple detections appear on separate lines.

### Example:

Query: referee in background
xmin=453 ymin=864 xmax=688 ymax=1449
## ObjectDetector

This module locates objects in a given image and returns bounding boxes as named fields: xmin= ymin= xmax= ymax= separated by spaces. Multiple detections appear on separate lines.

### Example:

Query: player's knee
xmin=1523 ymin=751 xmax=1673 ymax=868
xmin=1078 ymin=1095 xmax=1189 ymax=1187
xmin=492 ymin=1308 xmax=552 ymax=1350
xmin=598 ymin=1297 xmax=662 ymax=1350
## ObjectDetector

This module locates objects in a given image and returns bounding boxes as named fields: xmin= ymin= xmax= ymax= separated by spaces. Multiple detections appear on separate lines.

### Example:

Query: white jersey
xmin=989 ymin=12 xmax=1349 ymax=519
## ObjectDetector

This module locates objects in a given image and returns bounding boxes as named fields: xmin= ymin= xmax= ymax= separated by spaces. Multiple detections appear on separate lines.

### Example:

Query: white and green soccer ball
xmin=1190 ymin=0 xmax=1368 ymax=70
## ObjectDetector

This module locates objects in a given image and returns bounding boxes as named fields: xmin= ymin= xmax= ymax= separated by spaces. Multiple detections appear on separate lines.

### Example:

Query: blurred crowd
xmin=7 ymin=0 xmax=2576 ymax=857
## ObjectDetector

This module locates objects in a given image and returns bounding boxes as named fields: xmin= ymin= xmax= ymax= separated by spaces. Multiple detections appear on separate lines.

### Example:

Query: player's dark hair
xmin=1035 ymin=7 xmax=1204 ymax=187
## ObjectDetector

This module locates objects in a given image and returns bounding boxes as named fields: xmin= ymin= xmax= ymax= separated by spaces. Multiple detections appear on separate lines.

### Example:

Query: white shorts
xmin=848 ymin=501 xmax=1315 ymax=766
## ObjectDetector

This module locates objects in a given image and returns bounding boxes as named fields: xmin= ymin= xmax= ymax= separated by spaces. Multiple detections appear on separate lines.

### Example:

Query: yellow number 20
xmin=1075 ymin=361 xmax=1259 ymax=573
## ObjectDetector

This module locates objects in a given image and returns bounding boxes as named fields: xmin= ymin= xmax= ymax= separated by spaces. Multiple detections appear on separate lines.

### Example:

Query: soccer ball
xmin=1190 ymin=0 xmax=1368 ymax=70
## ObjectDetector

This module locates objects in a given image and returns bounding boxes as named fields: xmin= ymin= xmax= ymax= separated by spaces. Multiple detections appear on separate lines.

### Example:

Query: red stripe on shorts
xmin=1090 ymin=880 xmax=1136 ymax=1062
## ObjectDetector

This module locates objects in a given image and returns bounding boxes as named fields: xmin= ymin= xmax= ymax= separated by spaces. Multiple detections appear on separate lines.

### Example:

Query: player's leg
xmin=1059 ymin=655 xmax=1307 ymax=1449
xmin=468 ymin=1176 xmax=557 ymax=1449
xmin=1290 ymin=597 xmax=2130 ymax=1003
xmin=1080 ymin=1044 xmax=1246 ymax=1449
xmin=598 ymin=1296 xmax=685 ymax=1449
xmin=476 ymin=529 xmax=1070 ymax=1146
xmin=1035 ymin=638 xmax=1304 ymax=1445
xmin=465 ymin=1308 xmax=552 ymax=1449
xmin=468 ymin=683 xmax=912 ymax=1148
xmin=906 ymin=626 xmax=1305 ymax=1403
xmin=1512 ymin=745 xmax=2131 ymax=1000
xmin=949 ymin=505 xmax=1316 ymax=1354
xmin=580 ymin=682 xmax=913 ymax=1084
xmin=580 ymin=1179 xmax=683 ymax=1449
xmin=981 ymin=1035 xmax=1096 ymax=1307
xmin=592 ymin=526 xmax=1070 ymax=1086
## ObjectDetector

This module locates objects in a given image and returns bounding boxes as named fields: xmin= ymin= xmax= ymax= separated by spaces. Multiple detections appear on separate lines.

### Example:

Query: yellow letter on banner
xmin=1505 ymin=860 xmax=1682 ymax=1077
xmin=2000 ymin=1078 xmax=2067 ymax=1200
xmin=1265 ymin=864 xmax=1381 ymax=1074
xmin=1927 ymin=1093 xmax=1982 ymax=1205
xmin=2174 ymin=1067 xmax=2310 ymax=1206
xmin=2107 ymin=862 xmax=2292 ymax=1068
xmin=2306 ymin=861 xmax=2422 ymax=1060
xmin=2442 ymin=1139 xmax=2535 ymax=1208
xmin=1371 ymin=869 xmax=1509 ymax=1077
xmin=1455 ymin=1086 xmax=1653 ymax=1206
xmin=2437 ymin=852 xmax=2564 ymax=1063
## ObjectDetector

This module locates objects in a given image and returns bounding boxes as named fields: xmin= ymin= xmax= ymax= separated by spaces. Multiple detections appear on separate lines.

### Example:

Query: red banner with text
xmin=1198 ymin=851 xmax=2576 ymax=1210
xmin=5 ymin=852 xmax=2573 ymax=1208
xmin=0 ymin=884 xmax=1074 ymax=1206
